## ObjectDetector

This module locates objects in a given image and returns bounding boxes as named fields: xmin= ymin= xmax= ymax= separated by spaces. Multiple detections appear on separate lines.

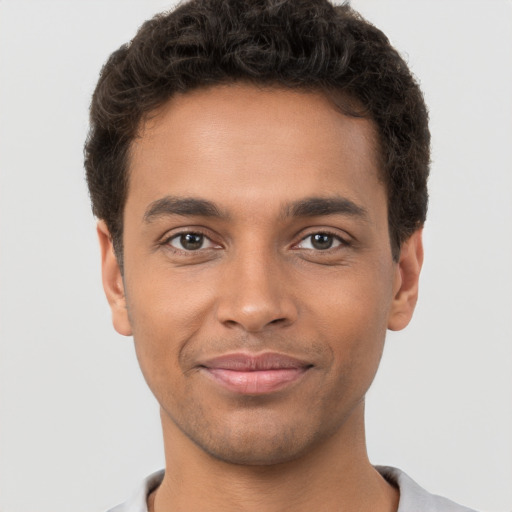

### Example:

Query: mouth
xmin=198 ymin=352 xmax=313 ymax=395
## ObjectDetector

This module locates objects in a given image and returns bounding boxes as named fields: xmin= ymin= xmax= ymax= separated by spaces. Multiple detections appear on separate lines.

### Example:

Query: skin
xmin=98 ymin=83 xmax=423 ymax=512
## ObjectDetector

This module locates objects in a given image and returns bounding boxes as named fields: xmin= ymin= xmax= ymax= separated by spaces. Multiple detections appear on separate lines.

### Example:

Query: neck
xmin=150 ymin=401 xmax=399 ymax=512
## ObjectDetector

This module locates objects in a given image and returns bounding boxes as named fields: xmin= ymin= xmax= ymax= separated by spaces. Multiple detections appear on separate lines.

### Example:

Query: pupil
xmin=312 ymin=233 xmax=333 ymax=250
xmin=181 ymin=233 xmax=203 ymax=250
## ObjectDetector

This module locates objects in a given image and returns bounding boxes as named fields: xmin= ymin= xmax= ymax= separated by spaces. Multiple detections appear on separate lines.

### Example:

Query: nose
xmin=215 ymin=248 xmax=298 ymax=333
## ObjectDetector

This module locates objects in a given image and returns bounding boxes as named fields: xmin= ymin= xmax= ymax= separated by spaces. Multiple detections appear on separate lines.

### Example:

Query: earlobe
xmin=387 ymin=229 xmax=424 ymax=332
xmin=97 ymin=221 xmax=132 ymax=336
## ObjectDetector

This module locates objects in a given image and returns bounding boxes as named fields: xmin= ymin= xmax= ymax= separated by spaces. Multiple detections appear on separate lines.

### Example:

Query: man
xmin=84 ymin=1 xmax=477 ymax=510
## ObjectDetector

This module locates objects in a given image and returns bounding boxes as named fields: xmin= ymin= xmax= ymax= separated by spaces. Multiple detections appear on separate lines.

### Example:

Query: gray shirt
xmin=108 ymin=466 xmax=477 ymax=512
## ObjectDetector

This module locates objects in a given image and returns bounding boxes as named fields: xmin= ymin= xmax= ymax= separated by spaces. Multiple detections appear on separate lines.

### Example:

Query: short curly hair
xmin=84 ymin=0 xmax=430 ymax=266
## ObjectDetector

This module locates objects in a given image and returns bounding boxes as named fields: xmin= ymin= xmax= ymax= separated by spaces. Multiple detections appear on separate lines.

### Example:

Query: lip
xmin=199 ymin=352 xmax=313 ymax=395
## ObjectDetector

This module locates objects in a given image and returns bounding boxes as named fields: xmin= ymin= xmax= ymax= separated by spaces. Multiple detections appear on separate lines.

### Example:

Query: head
xmin=85 ymin=0 xmax=429 ymax=467
xmin=84 ymin=0 xmax=430 ymax=271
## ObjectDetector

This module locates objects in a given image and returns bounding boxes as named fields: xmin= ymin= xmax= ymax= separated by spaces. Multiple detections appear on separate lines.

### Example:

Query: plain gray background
xmin=0 ymin=1 xmax=511 ymax=511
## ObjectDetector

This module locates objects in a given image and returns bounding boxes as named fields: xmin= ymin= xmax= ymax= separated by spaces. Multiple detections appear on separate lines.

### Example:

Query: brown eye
xmin=168 ymin=232 xmax=210 ymax=251
xmin=311 ymin=233 xmax=334 ymax=250
xmin=296 ymin=232 xmax=345 ymax=251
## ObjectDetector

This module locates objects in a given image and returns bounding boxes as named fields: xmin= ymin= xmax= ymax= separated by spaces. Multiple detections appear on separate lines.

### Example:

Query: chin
xmin=200 ymin=432 xmax=311 ymax=466
xmin=183 ymin=411 xmax=325 ymax=467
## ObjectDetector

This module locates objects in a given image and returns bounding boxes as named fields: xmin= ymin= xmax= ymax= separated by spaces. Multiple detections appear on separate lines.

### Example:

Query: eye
xmin=167 ymin=232 xmax=216 ymax=251
xmin=296 ymin=232 xmax=345 ymax=251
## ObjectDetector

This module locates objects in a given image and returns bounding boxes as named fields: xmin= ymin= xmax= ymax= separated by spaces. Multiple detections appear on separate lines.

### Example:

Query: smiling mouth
xmin=199 ymin=352 xmax=313 ymax=395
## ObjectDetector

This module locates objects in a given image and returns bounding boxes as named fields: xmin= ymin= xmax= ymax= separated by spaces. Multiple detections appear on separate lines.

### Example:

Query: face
xmin=99 ymin=83 xmax=422 ymax=466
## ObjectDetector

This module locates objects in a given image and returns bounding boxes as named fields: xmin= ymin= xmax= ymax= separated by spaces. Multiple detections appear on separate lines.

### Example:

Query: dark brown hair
xmin=84 ymin=0 xmax=430 ymax=266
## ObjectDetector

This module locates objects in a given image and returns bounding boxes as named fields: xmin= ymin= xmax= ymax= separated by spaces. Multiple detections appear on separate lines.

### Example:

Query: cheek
xmin=306 ymin=261 xmax=394 ymax=332
xmin=127 ymin=261 xmax=215 ymax=332
xmin=308 ymin=266 xmax=393 ymax=383
xmin=124 ymin=267 xmax=216 ymax=389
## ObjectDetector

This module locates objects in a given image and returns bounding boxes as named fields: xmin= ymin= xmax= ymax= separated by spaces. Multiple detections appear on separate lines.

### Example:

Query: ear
xmin=387 ymin=229 xmax=424 ymax=331
xmin=97 ymin=221 xmax=132 ymax=336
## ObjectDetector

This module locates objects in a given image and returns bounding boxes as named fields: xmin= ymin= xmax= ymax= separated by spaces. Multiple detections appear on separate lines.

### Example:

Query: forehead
xmin=127 ymin=84 xmax=383 ymax=218
xmin=133 ymin=84 xmax=378 ymax=162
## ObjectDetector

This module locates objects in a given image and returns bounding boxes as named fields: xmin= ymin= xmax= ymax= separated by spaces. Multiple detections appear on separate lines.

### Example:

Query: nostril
xmin=269 ymin=318 xmax=286 ymax=325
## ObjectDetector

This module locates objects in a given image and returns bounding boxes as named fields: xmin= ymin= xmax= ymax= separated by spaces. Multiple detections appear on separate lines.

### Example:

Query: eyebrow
xmin=143 ymin=195 xmax=368 ymax=223
xmin=143 ymin=196 xmax=226 ymax=222
xmin=283 ymin=196 xmax=368 ymax=220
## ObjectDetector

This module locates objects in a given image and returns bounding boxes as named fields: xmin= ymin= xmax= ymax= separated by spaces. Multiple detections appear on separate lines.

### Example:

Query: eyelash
xmin=160 ymin=229 xmax=350 ymax=254
xmin=293 ymin=230 xmax=350 ymax=251
xmin=161 ymin=230 xmax=219 ymax=253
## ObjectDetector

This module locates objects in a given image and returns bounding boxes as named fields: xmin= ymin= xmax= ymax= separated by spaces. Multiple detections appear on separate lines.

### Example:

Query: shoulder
xmin=106 ymin=470 xmax=164 ymax=512
xmin=376 ymin=466 xmax=478 ymax=512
